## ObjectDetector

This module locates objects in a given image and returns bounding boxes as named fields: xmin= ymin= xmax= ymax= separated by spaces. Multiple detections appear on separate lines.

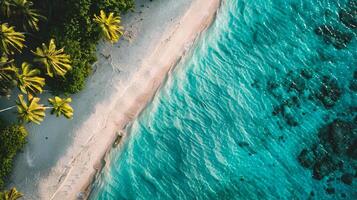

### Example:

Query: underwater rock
xmin=285 ymin=96 xmax=300 ymax=107
xmin=313 ymin=156 xmax=341 ymax=180
xmin=312 ymin=144 xmax=330 ymax=161
xmin=347 ymin=138 xmax=357 ymax=159
xmin=315 ymin=76 xmax=342 ymax=108
xmin=341 ymin=173 xmax=353 ymax=185
xmin=298 ymin=118 xmax=356 ymax=180
xmin=267 ymin=80 xmax=280 ymax=97
xmin=348 ymin=0 xmax=357 ymax=9
xmin=300 ymin=68 xmax=313 ymax=79
xmin=237 ymin=141 xmax=250 ymax=148
xmin=288 ymin=76 xmax=306 ymax=93
xmin=284 ymin=113 xmax=299 ymax=126
xmin=251 ymin=79 xmax=261 ymax=89
xmin=349 ymin=79 xmax=357 ymax=91
xmin=325 ymin=187 xmax=335 ymax=194
xmin=319 ymin=119 xmax=355 ymax=154
xmin=340 ymin=0 xmax=357 ymax=29
xmin=298 ymin=148 xmax=316 ymax=168
xmin=272 ymin=96 xmax=301 ymax=126
xmin=339 ymin=9 xmax=357 ymax=29
xmin=272 ymin=105 xmax=283 ymax=116
xmin=273 ymin=97 xmax=299 ymax=115
xmin=314 ymin=25 xmax=353 ymax=49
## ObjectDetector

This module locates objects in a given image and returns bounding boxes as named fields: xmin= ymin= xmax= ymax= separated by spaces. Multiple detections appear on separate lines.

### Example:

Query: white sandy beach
xmin=7 ymin=0 xmax=220 ymax=199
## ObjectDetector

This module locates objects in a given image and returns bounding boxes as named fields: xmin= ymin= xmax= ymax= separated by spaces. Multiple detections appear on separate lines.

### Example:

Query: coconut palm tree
xmin=11 ymin=0 xmax=45 ymax=31
xmin=0 ymin=95 xmax=74 ymax=123
xmin=16 ymin=62 xmax=45 ymax=94
xmin=16 ymin=94 xmax=45 ymax=124
xmin=32 ymin=39 xmax=72 ymax=77
xmin=0 ymin=0 xmax=12 ymax=17
xmin=0 ymin=55 xmax=16 ymax=96
xmin=0 ymin=55 xmax=15 ymax=81
xmin=0 ymin=23 xmax=25 ymax=55
xmin=48 ymin=96 xmax=73 ymax=119
xmin=94 ymin=10 xmax=123 ymax=43
xmin=0 ymin=187 xmax=23 ymax=200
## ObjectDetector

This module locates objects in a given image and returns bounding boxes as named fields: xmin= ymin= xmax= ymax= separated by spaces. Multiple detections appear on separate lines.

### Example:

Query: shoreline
xmin=9 ymin=0 xmax=221 ymax=199
xmin=63 ymin=0 xmax=221 ymax=198
xmin=81 ymin=0 xmax=221 ymax=198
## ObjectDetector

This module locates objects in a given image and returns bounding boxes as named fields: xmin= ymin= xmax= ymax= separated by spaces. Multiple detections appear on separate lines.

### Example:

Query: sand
xmin=7 ymin=0 xmax=221 ymax=199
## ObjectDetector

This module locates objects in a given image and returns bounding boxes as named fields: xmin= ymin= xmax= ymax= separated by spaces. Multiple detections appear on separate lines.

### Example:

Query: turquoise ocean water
xmin=91 ymin=0 xmax=356 ymax=199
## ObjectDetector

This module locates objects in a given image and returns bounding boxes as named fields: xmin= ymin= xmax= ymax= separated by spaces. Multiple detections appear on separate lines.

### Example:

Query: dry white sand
xmin=7 ymin=0 xmax=220 ymax=199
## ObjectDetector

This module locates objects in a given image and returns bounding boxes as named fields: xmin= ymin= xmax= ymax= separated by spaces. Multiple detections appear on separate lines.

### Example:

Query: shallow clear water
xmin=91 ymin=0 xmax=356 ymax=199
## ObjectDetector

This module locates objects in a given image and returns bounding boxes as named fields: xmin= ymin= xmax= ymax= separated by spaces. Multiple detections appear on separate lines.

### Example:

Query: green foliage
xmin=0 ymin=23 xmax=25 ymax=55
xmin=32 ymin=39 xmax=72 ymax=77
xmin=96 ymin=0 xmax=135 ymax=15
xmin=0 ymin=55 xmax=16 ymax=96
xmin=10 ymin=0 xmax=45 ymax=31
xmin=0 ymin=187 xmax=23 ymax=200
xmin=48 ymin=96 xmax=74 ymax=119
xmin=48 ymin=39 xmax=95 ymax=94
xmin=0 ymin=121 xmax=28 ymax=189
xmin=16 ymin=94 xmax=46 ymax=124
xmin=94 ymin=10 xmax=124 ymax=43
xmin=16 ymin=62 xmax=45 ymax=94
xmin=34 ymin=0 xmax=133 ymax=94
xmin=0 ymin=0 xmax=134 ymax=190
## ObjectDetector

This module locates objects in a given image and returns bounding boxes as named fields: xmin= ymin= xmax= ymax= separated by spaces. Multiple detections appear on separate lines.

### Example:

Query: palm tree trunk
xmin=0 ymin=105 xmax=15 ymax=113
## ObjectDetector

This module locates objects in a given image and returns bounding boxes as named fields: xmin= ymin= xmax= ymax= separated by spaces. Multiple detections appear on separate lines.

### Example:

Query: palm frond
xmin=16 ymin=62 xmax=45 ymax=94
xmin=94 ymin=10 xmax=123 ymax=43
xmin=16 ymin=94 xmax=46 ymax=124
xmin=0 ymin=23 xmax=25 ymax=55
xmin=32 ymin=39 xmax=72 ymax=77
xmin=48 ymin=96 xmax=73 ymax=119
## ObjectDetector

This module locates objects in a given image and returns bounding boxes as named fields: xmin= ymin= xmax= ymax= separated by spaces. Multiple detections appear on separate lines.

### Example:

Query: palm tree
xmin=0 ymin=95 xmax=74 ymax=123
xmin=94 ymin=10 xmax=123 ymax=43
xmin=0 ymin=55 xmax=15 ymax=81
xmin=48 ymin=96 xmax=73 ymax=119
xmin=16 ymin=62 xmax=45 ymax=94
xmin=11 ymin=0 xmax=45 ymax=31
xmin=0 ymin=0 xmax=12 ymax=17
xmin=0 ymin=23 xmax=25 ymax=55
xmin=16 ymin=94 xmax=45 ymax=124
xmin=32 ymin=39 xmax=72 ymax=77
xmin=0 ymin=187 xmax=23 ymax=200
xmin=0 ymin=55 xmax=16 ymax=96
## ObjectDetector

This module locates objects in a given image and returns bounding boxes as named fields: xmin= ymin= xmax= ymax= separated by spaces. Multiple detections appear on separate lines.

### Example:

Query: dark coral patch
xmin=315 ymin=76 xmax=342 ymax=109
xmin=341 ymin=173 xmax=353 ymax=185
xmin=297 ymin=118 xmax=357 ymax=180
xmin=314 ymin=25 xmax=353 ymax=49
xmin=339 ymin=9 xmax=357 ymax=29
xmin=339 ymin=0 xmax=357 ymax=29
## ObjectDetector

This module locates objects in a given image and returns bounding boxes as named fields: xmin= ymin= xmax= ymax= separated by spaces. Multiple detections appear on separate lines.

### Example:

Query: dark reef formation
xmin=314 ymin=25 xmax=353 ymax=49
xmin=315 ymin=76 xmax=342 ymax=109
xmin=339 ymin=0 xmax=357 ymax=29
xmin=298 ymin=119 xmax=356 ymax=181
xmin=250 ymin=1 xmax=356 ymax=197
xmin=266 ymin=67 xmax=345 ymax=127
xmin=349 ymin=71 xmax=357 ymax=92
xmin=315 ymin=0 xmax=356 ymax=50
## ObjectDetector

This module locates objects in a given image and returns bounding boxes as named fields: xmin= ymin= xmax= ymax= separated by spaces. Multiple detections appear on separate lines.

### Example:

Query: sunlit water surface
xmin=91 ymin=0 xmax=356 ymax=199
